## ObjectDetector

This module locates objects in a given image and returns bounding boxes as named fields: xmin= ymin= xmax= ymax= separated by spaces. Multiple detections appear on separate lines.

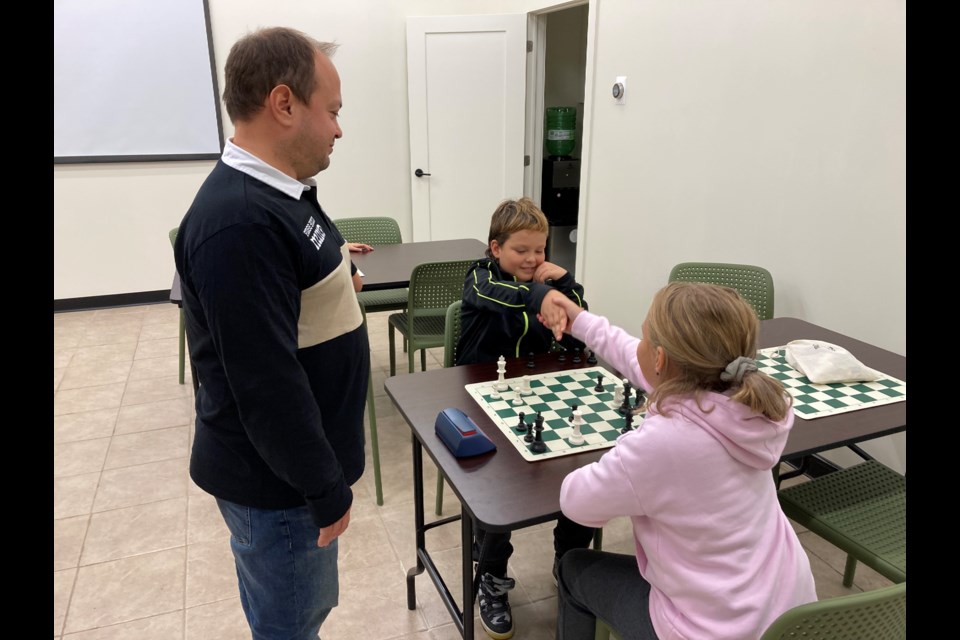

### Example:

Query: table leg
xmin=461 ymin=510 xmax=475 ymax=640
xmin=407 ymin=434 xmax=426 ymax=610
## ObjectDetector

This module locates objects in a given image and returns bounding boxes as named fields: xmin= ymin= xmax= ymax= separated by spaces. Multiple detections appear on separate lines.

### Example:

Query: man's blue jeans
xmin=216 ymin=498 xmax=339 ymax=640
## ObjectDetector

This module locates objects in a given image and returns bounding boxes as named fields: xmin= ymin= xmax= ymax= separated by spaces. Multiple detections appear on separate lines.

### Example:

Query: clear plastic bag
xmin=784 ymin=340 xmax=883 ymax=384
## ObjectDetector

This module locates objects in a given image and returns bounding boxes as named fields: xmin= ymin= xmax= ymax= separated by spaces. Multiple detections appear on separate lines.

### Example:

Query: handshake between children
xmin=538 ymin=289 xmax=585 ymax=342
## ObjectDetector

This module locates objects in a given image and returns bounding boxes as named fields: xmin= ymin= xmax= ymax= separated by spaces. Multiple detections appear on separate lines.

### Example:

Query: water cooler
xmin=542 ymin=157 xmax=580 ymax=278
xmin=542 ymin=106 xmax=580 ymax=277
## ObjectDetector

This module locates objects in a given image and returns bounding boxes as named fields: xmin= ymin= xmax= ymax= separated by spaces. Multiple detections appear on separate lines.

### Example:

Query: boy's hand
xmin=346 ymin=242 xmax=374 ymax=253
xmin=533 ymin=261 xmax=567 ymax=283
xmin=538 ymin=289 xmax=579 ymax=341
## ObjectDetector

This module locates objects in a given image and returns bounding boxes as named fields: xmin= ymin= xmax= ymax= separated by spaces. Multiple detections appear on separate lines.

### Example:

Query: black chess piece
xmin=525 ymin=412 xmax=541 ymax=443
xmin=586 ymin=349 xmax=598 ymax=365
xmin=619 ymin=381 xmax=633 ymax=415
xmin=621 ymin=410 xmax=635 ymax=434
xmin=633 ymin=390 xmax=646 ymax=411
xmin=594 ymin=374 xmax=604 ymax=393
xmin=558 ymin=348 xmax=566 ymax=363
xmin=516 ymin=411 xmax=528 ymax=433
xmin=531 ymin=420 xmax=547 ymax=453
xmin=571 ymin=347 xmax=582 ymax=364
xmin=567 ymin=403 xmax=579 ymax=422
xmin=526 ymin=351 xmax=536 ymax=369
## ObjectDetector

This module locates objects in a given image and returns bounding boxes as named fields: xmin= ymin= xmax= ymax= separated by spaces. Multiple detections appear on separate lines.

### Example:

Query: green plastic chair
xmin=169 ymin=228 xmax=187 ymax=386
xmin=333 ymin=216 xmax=409 ymax=314
xmin=595 ymin=582 xmax=906 ymax=640
xmin=359 ymin=303 xmax=384 ymax=506
xmin=387 ymin=260 xmax=473 ymax=376
xmin=668 ymin=262 xmax=775 ymax=320
xmin=778 ymin=460 xmax=906 ymax=588
xmin=433 ymin=300 xmax=464 ymax=515
xmin=760 ymin=581 xmax=906 ymax=639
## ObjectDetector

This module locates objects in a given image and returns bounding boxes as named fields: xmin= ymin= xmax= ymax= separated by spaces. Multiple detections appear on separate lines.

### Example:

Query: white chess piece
xmin=611 ymin=383 xmax=624 ymax=410
xmin=520 ymin=375 xmax=533 ymax=395
xmin=568 ymin=407 xmax=585 ymax=445
xmin=511 ymin=390 xmax=524 ymax=406
xmin=495 ymin=355 xmax=508 ymax=392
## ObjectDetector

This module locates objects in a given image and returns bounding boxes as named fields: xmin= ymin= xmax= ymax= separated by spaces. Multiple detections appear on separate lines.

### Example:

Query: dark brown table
xmin=383 ymin=316 xmax=907 ymax=639
xmin=169 ymin=237 xmax=487 ymax=303
xmin=351 ymin=238 xmax=487 ymax=291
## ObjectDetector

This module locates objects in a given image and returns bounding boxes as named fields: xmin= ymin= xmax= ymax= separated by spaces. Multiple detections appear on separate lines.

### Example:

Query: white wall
xmin=54 ymin=0 xmax=435 ymax=300
xmin=578 ymin=0 xmax=906 ymax=354
xmin=53 ymin=0 xmax=905 ymax=466
xmin=575 ymin=0 xmax=905 ymax=470
xmin=51 ymin=0 xmax=580 ymax=302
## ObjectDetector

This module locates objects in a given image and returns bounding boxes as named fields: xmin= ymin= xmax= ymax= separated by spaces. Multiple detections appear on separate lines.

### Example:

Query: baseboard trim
xmin=54 ymin=290 xmax=172 ymax=313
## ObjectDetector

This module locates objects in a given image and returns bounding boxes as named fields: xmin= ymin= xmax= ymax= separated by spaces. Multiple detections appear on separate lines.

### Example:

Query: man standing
xmin=174 ymin=27 xmax=367 ymax=639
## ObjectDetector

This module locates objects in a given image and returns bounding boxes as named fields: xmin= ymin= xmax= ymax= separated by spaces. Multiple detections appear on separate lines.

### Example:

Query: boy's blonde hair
xmin=485 ymin=197 xmax=549 ymax=258
xmin=645 ymin=281 xmax=790 ymax=422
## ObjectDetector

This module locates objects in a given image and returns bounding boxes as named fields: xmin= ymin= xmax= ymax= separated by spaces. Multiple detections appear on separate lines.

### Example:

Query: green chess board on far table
xmin=756 ymin=347 xmax=907 ymax=419
xmin=464 ymin=366 xmax=645 ymax=462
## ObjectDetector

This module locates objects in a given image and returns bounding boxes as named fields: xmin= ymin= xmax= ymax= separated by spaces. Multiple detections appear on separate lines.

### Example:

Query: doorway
xmin=531 ymin=3 xmax=589 ymax=278
xmin=405 ymin=3 xmax=591 ymax=262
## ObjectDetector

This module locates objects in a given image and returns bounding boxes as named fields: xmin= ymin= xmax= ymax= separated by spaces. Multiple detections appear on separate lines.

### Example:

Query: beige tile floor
xmin=54 ymin=303 xmax=894 ymax=639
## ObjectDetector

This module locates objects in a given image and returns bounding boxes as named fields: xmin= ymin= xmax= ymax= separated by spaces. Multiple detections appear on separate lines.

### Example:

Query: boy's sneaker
xmin=478 ymin=572 xmax=516 ymax=639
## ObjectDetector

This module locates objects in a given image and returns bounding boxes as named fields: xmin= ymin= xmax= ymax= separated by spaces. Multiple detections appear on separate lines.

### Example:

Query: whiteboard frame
xmin=53 ymin=0 xmax=224 ymax=164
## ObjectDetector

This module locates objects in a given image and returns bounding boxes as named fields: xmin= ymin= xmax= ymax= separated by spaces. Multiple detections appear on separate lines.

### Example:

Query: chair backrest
xmin=759 ymin=582 xmax=906 ymax=640
xmin=332 ymin=216 xmax=403 ymax=245
xmin=667 ymin=262 xmax=775 ymax=320
xmin=443 ymin=300 xmax=463 ymax=368
xmin=406 ymin=259 xmax=473 ymax=322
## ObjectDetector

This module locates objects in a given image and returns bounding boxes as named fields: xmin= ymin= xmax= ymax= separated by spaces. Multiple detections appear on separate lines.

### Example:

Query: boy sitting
xmin=457 ymin=197 xmax=596 ymax=640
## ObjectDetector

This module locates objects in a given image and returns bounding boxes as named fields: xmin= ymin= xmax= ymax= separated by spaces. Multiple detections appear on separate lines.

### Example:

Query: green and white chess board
xmin=756 ymin=347 xmax=906 ymax=419
xmin=464 ymin=366 xmax=644 ymax=462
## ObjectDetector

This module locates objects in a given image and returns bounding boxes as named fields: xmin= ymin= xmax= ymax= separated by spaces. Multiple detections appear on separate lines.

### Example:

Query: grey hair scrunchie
xmin=720 ymin=356 xmax=758 ymax=384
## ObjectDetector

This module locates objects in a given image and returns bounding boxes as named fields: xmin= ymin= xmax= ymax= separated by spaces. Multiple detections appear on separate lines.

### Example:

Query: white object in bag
xmin=784 ymin=340 xmax=883 ymax=384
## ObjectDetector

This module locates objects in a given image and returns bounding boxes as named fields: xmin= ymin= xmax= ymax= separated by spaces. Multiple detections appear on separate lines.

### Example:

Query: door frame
xmin=526 ymin=0 xmax=594 ymax=280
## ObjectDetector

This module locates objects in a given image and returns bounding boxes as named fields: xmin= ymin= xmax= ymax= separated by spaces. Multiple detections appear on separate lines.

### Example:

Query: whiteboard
xmin=54 ymin=0 xmax=224 ymax=163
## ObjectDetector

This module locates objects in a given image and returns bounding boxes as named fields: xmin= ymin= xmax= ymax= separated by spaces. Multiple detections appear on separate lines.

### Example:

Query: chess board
xmin=464 ymin=366 xmax=645 ymax=462
xmin=756 ymin=347 xmax=907 ymax=420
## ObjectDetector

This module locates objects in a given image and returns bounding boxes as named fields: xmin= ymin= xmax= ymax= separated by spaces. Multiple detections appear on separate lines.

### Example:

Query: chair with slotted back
xmin=667 ymin=262 xmax=775 ymax=320
xmin=169 ymin=228 xmax=188 ymax=387
xmin=760 ymin=581 xmax=906 ymax=640
xmin=333 ymin=217 xmax=408 ymax=315
xmin=433 ymin=299 xmax=464 ymax=515
xmin=358 ymin=302 xmax=384 ymax=506
xmin=387 ymin=259 xmax=473 ymax=376
xmin=596 ymin=582 xmax=906 ymax=640
xmin=667 ymin=262 xmax=799 ymax=484
xmin=778 ymin=459 xmax=906 ymax=589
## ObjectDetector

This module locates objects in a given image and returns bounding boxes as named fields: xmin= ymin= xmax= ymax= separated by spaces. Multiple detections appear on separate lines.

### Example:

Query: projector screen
xmin=54 ymin=0 xmax=224 ymax=164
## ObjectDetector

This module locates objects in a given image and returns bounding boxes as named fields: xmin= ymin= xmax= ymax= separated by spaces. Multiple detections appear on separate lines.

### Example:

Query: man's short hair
xmin=222 ymin=27 xmax=338 ymax=123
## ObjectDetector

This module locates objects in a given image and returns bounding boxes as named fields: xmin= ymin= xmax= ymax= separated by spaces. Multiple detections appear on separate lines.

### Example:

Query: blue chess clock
xmin=435 ymin=408 xmax=497 ymax=458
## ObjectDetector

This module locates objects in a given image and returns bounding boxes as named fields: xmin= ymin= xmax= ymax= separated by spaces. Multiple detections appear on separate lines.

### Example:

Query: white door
xmin=406 ymin=14 xmax=528 ymax=243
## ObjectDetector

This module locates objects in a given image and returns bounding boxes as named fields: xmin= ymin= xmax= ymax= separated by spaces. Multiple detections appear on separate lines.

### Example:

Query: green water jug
xmin=545 ymin=106 xmax=576 ymax=157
